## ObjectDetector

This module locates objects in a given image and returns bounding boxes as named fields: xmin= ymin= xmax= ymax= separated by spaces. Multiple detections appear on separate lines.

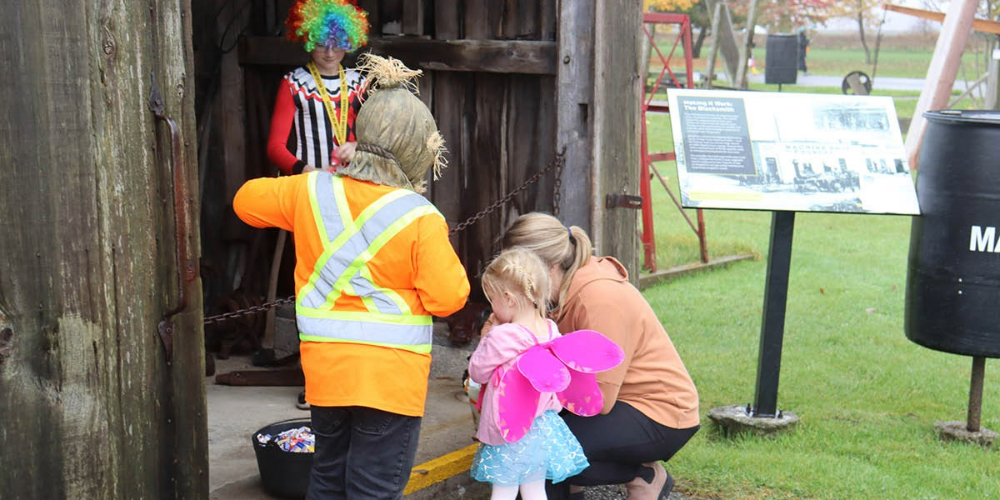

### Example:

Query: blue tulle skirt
xmin=470 ymin=410 xmax=589 ymax=486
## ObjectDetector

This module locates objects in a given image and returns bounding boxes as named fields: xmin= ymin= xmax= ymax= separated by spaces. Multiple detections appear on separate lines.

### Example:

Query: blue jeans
xmin=306 ymin=406 xmax=422 ymax=500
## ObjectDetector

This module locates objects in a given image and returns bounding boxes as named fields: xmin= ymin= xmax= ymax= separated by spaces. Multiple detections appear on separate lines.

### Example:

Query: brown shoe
xmin=625 ymin=462 xmax=674 ymax=500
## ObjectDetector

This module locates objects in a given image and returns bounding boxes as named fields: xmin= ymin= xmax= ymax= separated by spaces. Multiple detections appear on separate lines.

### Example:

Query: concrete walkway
xmin=205 ymin=326 xmax=704 ymax=500
xmin=208 ymin=321 xmax=482 ymax=500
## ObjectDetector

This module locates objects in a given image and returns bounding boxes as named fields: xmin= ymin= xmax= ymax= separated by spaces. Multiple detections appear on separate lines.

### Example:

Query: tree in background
xmin=732 ymin=0 xmax=834 ymax=33
xmin=643 ymin=0 xmax=711 ymax=58
xmin=644 ymin=0 xmax=700 ymax=10
xmin=828 ymin=0 xmax=883 ymax=64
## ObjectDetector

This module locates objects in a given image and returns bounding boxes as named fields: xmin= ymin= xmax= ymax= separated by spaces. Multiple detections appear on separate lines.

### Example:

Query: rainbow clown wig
xmin=286 ymin=0 xmax=370 ymax=53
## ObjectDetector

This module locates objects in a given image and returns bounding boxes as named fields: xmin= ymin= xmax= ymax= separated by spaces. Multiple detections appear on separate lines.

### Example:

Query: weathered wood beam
xmin=703 ymin=0 xmax=740 ymax=86
xmin=703 ymin=2 xmax=724 ymax=88
xmin=238 ymin=36 xmax=558 ymax=74
xmin=884 ymin=3 xmax=1000 ymax=36
xmin=1 ymin=0 xmax=206 ymax=498
xmin=402 ymin=0 xmax=425 ymax=35
xmin=556 ymin=0 xmax=596 ymax=236
xmin=903 ymin=0 xmax=978 ymax=169
xmin=988 ymin=39 xmax=1000 ymax=110
xmin=735 ymin=0 xmax=761 ymax=89
xmin=593 ymin=0 xmax=642 ymax=279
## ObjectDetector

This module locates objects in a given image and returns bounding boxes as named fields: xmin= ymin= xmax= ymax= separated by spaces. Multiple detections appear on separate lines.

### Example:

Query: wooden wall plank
xmin=505 ymin=76 xmax=556 ymax=217
xmin=429 ymin=0 xmax=464 ymax=249
xmin=220 ymin=0 xmax=249 ymax=204
xmin=541 ymin=0 xmax=557 ymax=41
xmin=461 ymin=0 xmax=506 ymax=283
xmin=903 ymin=0 xmax=978 ymax=169
xmin=0 ymin=0 xmax=206 ymax=498
xmin=402 ymin=0 xmax=425 ymax=35
xmin=240 ymin=37 xmax=558 ymax=75
xmin=464 ymin=73 xmax=508 ymax=279
xmin=379 ymin=0 xmax=403 ymax=34
xmin=502 ymin=0 xmax=540 ymax=40
xmin=430 ymin=73 xmax=468 ymax=242
xmin=417 ymin=69 xmax=434 ymax=107
xmin=434 ymin=0 xmax=461 ymax=40
xmin=555 ymin=0 xmax=595 ymax=234
xmin=501 ymin=0 xmax=518 ymax=39
xmin=359 ymin=0 xmax=380 ymax=36
xmin=592 ymin=0 xmax=642 ymax=279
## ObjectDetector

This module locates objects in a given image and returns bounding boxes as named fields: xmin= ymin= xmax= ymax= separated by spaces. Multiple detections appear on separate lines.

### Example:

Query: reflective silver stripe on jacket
xmin=297 ymin=316 xmax=432 ymax=346
xmin=302 ymin=178 xmax=430 ymax=310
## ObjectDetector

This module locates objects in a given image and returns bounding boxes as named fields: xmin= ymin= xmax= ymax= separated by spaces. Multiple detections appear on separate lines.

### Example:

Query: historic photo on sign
xmin=667 ymin=88 xmax=920 ymax=215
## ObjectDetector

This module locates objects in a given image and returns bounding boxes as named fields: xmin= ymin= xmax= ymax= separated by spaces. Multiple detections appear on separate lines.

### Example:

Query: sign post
xmin=666 ymin=88 xmax=920 ymax=434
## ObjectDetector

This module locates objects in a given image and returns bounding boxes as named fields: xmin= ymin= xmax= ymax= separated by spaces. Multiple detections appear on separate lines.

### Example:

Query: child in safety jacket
xmin=234 ymin=54 xmax=470 ymax=500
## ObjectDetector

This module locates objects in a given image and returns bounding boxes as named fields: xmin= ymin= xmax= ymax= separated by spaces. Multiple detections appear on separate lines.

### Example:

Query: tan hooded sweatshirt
xmin=555 ymin=256 xmax=700 ymax=429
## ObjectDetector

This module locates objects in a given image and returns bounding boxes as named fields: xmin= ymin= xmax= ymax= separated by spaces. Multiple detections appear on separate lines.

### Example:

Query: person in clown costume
xmin=267 ymin=0 xmax=370 ymax=176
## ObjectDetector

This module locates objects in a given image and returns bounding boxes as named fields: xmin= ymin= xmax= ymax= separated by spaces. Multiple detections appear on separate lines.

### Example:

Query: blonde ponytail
xmin=502 ymin=213 xmax=594 ymax=312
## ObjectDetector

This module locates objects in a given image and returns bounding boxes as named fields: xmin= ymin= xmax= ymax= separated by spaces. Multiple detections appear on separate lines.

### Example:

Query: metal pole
xmin=967 ymin=356 xmax=986 ymax=432
xmin=752 ymin=210 xmax=795 ymax=418
xmin=639 ymin=107 xmax=657 ymax=272
xmin=697 ymin=209 xmax=708 ymax=263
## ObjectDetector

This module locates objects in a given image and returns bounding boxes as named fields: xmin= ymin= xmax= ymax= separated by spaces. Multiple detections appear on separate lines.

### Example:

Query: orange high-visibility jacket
xmin=233 ymin=172 xmax=470 ymax=416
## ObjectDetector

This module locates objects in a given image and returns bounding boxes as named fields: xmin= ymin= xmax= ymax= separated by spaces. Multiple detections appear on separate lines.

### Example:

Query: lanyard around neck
xmin=307 ymin=61 xmax=349 ymax=146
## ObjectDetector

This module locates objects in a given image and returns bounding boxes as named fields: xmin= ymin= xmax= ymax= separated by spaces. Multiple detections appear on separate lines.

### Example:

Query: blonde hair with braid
xmin=481 ymin=248 xmax=551 ymax=318
xmin=501 ymin=212 xmax=594 ymax=313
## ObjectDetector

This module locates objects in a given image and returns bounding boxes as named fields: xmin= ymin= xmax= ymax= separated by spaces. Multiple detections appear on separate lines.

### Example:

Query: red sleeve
xmin=267 ymin=78 xmax=306 ymax=174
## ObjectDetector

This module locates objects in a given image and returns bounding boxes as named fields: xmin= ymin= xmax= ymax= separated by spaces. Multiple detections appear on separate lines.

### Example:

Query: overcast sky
xmin=823 ymin=0 xmax=943 ymax=33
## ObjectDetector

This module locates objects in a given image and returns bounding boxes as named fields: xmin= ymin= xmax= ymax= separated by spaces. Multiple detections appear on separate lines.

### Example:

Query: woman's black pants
xmin=547 ymin=402 xmax=698 ymax=499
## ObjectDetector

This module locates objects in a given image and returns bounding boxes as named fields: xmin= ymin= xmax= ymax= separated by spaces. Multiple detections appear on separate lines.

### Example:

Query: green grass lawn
xmin=776 ymin=47 xmax=984 ymax=80
xmin=640 ymin=112 xmax=1000 ymax=499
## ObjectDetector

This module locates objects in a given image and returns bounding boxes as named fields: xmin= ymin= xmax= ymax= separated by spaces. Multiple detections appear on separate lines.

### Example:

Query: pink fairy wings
xmin=496 ymin=330 xmax=625 ymax=443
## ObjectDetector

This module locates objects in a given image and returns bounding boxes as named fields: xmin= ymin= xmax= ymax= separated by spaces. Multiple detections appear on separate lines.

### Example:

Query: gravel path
xmin=585 ymin=483 xmax=701 ymax=500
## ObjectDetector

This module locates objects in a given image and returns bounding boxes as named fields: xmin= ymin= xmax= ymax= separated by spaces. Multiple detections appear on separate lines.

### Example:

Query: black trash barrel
xmin=906 ymin=110 xmax=1000 ymax=358
xmin=765 ymin=34 xmax=798 ymax=85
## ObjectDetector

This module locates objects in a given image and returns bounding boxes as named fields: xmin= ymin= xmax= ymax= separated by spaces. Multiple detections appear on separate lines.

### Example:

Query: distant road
xmin=747 ymin=73 xmax=970 ymax=92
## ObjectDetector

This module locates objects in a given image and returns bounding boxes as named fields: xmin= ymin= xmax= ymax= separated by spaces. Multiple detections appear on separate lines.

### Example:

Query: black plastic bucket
xmin=905 ymin=110 xmax=1000 ymax=358
xmin=252 ymin=418 xmax=314 ymax=498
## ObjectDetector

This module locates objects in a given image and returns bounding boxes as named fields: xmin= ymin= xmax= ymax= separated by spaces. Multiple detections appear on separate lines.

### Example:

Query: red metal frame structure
xmin=639 ymin=12 xmax=708 ymax=272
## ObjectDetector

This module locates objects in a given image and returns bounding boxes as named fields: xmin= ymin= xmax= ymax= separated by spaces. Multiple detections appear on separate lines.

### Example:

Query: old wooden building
xmin=194 ymin=0 xmax=643 ymax=306
xmin=1 ymin=0 xmax=641 ymax=498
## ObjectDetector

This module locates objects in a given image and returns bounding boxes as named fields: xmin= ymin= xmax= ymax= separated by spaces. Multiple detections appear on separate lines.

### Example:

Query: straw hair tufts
xmin=355 ymin=53 xmax=421 ymax=95
xmin=426 ymin=130 xmax=448 ymax=180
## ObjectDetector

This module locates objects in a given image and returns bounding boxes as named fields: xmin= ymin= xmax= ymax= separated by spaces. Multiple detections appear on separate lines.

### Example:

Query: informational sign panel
xmin=667 ymin=89 xmax=920 ymax=214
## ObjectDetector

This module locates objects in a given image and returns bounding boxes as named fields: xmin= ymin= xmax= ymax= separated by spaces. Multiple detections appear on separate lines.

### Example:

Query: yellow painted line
xmin=403 ymin=443 xmax=479 ymax=495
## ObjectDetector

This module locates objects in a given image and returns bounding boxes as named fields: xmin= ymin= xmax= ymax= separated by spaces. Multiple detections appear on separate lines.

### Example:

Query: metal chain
xmin=203 ymin=150 xmax=566 ymax=326
xmin=449 ymin=150 xmax=566 ymax=235
xmin=552 ymin=151 xmax=564 ymax=217
xmin=203 ymin=296 xmax=296 ymax=325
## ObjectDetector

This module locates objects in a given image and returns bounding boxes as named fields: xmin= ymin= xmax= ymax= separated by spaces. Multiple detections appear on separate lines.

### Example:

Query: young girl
xmin=469 ymin=248 xmax=623 ymax=500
